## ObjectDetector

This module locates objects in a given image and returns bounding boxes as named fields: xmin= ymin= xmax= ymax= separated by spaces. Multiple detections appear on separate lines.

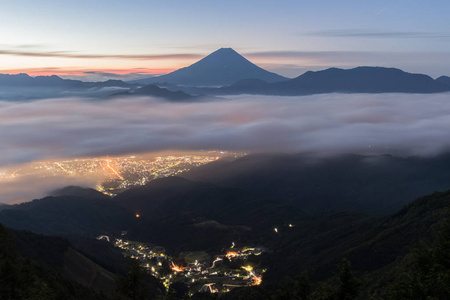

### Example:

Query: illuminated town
xmin=99 ymin=236 xmax=265 ymax=295
xmin=0 ymin=151 xmax=244 ymax=196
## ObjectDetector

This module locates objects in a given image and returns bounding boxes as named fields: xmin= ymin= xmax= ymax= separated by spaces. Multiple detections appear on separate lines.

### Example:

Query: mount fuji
xmin=129 ymin=48 xmax=288 ymax=87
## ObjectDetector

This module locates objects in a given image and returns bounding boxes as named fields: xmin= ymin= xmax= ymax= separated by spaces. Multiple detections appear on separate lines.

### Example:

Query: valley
xmin=109 ymin=236 xmax=265 ymax=295
xmin=2 ymin=4 xmax=450 ymax=298
xmin=0 ymin=151 xmax=243 ymax=200
xmin=1 ymin=153 xmax=450 ymax=299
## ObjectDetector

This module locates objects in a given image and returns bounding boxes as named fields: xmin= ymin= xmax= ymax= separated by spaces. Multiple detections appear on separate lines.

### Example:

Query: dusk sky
xmin=1 ymin=0 xmax=450 ymax=81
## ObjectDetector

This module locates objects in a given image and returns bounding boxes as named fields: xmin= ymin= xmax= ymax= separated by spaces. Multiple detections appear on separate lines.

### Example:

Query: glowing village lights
xmin=241 ymin=265 xmax=253 ymax=272
xmin=226 ymin=251 xmax=238 ymax=260
xmin=110 ymin=236 xmax=267 ymax=293
xmin=170 ymin=262 xmax=185 ymax=273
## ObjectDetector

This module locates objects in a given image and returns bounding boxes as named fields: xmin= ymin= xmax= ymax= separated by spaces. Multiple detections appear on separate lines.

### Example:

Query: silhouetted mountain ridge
xmin=0 ymin=73 xmax=130 ymax=88
xmin=210 ymin=66 xmax=450 ymax=95
xmin=0 ymin=73 xmax=134 ymax=100
xmin=50 ymin=186 xmax=110 ymax=200
xmin=0 ymin=195 xmax=134 ymax=237
xmin=0 ymin=73 xmax=82 ymax=87
xmin=129 ymin=48 xmax=288 ymax=86
xmin=3 ymin=58 xmax=450 ymax=100
xmin=436 ymin=75 xmax=450 ymax=86
xmin=284 ymin=66 xmax=447 ymax=93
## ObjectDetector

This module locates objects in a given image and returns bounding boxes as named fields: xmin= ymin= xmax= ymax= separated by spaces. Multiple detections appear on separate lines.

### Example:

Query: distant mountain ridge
xmin=278 ymin=66 xmax=450 ymax=93
xmin=0 ymin=73 xmax=76 ymax=86
xmin=0 ymin=73 xmax=133 ymax=100
xmin=129 ymin=48 xmax=288 ymax=86
xmin=3 ymin=50 xmax=450 ymax=100
xmin=209 ymin=66 xmax=450 ymax=95
xmin=0 ymin=73 xmax=130 ymax=88
xmin=436 ymin=75 xmax=450 ymax=86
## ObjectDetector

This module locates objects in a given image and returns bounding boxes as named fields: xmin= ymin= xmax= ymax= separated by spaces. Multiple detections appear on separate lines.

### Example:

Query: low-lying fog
xmin=1 ymin=92 xmax=450 ymax=203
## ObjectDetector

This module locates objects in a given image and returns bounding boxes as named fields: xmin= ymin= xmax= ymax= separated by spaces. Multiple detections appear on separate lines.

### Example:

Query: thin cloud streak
xmin=306 ymin=29 xmax=450 ymax=39
xmin=246 ymin=50 xmax=450 ymax=61
xmin=0 ymin=49 xmax=203 ymax=60
xmin=0 ymin=68 xmax=173 ymax=81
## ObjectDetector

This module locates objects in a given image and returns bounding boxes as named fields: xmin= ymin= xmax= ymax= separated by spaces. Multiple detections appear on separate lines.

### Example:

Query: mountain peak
xmin=189 ymin=47 xmax=252 ymax=69
xmin=216 ymin=47 xmax=236 ymax=52
xmin=203 ymin=48 xmax=243 ymax=60
xmin=129 ymin=48 xmax=287 ymax=87
xmin=210 ymin=47 xmax=239 ymax=55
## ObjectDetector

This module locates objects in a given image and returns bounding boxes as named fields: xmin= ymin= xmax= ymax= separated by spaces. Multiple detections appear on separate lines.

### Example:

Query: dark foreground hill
xmin=0 ymin=192 xmax=134 ymax=238
xmin=183 ymin=152 xmax=450 ymax=215
xmin=222 ymin=190 xmax=450 ymax=300
xmin=1 ymin=167 xmax=450 ymax=298
xmin=113 ymin=176 xmax=302 ymax=253
xmin=0 ymin=223 xmax=114 ymax=299
xmin=0 ymin=177 xmax=301 ymax=253
xmin=262 ymin=189 xmax=450 ymax=280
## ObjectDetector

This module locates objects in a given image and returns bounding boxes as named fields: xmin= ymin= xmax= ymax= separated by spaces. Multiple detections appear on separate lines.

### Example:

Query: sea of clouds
xmin=1 ymin=93 xmax=450 ymax=202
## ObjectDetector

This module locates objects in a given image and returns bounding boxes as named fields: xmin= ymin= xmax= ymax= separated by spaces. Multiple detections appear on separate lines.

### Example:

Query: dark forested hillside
xmin=183 ymin=153 xmax=450 ymax=215
xmin=220 ymin=190 xmax=450 ymax=300
xmin=1 ymin=157 xmax=450 ymax=299
xmin=0 ymin=195 xmax=134 ymax=238
xmin=0 ymin=223 xmax=110 ymax=299
xmin=114 ymin=176 xmax=302 ymax=252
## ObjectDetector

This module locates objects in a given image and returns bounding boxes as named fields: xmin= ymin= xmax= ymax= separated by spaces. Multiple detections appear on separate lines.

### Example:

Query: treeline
xmin=0 ymin=223 xmax=106 ymax=300
xmin=2 ymin=217 xmax=449 ymax=299
xmin=113 ymin=217 xmax=450 ymax=299
xmin=206 ymin=218 xmax=450 ymax=300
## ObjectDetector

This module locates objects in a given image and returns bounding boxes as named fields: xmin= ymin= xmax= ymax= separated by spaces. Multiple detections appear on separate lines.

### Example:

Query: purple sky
xmin=1 ymin=0 xmax=450 ymax=80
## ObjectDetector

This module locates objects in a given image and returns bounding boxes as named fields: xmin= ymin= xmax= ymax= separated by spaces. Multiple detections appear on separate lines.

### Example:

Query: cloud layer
xmin=1 ymin=93 xmax=450 ymax=169
xmin=1 ymin=93 xmax=450 ymax=203
xmin=0 ymin=174 xmax=98 ymax=204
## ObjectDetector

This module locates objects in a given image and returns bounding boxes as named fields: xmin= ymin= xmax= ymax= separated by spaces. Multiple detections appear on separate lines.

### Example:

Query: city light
xmin=0 ymin=153 xmax=239 ymax=197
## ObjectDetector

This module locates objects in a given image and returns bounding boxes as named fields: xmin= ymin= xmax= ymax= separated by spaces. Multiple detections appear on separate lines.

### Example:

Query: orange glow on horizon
xmin=0 ymin=67 xmax=175 ymax=78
